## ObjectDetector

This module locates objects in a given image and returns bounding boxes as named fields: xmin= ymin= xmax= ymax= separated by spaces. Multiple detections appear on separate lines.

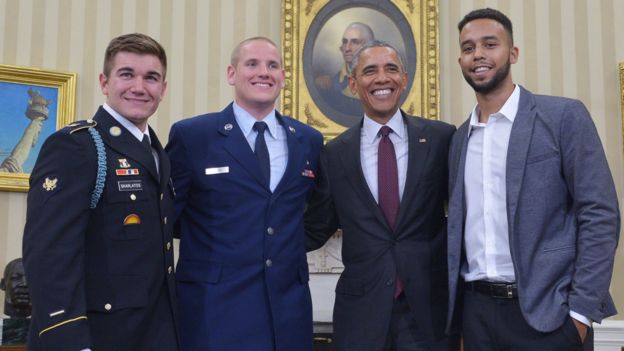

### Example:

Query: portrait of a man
xmin=303 ymin=2 xmax=416 ymax=128
xmin=313 ymin=22 xmax=374 ymax=122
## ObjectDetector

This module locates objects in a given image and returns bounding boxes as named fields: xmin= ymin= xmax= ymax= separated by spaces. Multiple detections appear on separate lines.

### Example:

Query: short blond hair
xmin=230 ymin=36 xmax=282 ymax=66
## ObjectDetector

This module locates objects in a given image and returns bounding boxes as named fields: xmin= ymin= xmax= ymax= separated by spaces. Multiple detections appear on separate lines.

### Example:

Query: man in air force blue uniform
xmin=167 ymin=37 xmax=323 ymax=351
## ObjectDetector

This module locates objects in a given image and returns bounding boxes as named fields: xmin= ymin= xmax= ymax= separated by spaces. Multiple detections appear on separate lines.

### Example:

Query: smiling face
xmin=99 ymin=51 xmax=167 ymax=131
xmin=348 ymin=46 xmax=407 ymax=124
xmin=458 ymin=18 xmax=517 ymax=95
xmin=227 ymin=39 xmax=285 ymax=119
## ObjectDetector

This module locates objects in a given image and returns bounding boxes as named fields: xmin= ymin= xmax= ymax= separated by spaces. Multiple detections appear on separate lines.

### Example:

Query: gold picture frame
xmin=620 ymin=62 xmax=624 ymax=154
xmin=0 ymin=64 xmax=77 ymax=192
xmin=281 ymin=0 xmax=439 ymax=138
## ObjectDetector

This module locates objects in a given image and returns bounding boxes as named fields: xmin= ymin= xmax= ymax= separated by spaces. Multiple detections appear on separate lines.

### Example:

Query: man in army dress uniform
xmin=23 ymin=33 xmax=178 ymax=351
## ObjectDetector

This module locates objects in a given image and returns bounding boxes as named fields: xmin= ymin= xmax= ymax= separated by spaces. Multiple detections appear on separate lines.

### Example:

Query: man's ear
xmin=0 ymin=278 xmax=6 ymax=291
xmin=510 ymin=46 xmax=519 ymax=64
xmin=348 ymin=76 xmax=358 ymax=95
xmin=226 ymin=65 xmax=236 ymax=86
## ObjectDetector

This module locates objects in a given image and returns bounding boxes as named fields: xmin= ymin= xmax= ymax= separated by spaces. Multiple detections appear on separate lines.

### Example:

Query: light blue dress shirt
xmin=233 ymin=103 xmax=288 ymax=192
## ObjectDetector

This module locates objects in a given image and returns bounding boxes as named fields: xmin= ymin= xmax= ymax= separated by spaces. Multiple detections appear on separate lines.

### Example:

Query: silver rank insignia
xmin=43 ymin=177 xmax=58 ymax=191
xmin=118 ymin=159 xmax=131 ymax=168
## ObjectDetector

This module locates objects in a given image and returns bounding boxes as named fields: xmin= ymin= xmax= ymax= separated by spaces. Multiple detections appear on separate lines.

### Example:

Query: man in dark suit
xmin=166 ymin=37 xmax=323 ymax=351
xmin=305 ymin=40 xmax=458 ymax=351
xmin=447 ymin=8 xmax=620 ymax=351
xmin=23 ymin=33 xmax=178 ymax=351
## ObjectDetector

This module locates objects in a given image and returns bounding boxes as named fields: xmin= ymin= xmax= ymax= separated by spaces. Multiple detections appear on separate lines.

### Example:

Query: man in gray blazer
xmin=447 ymin=8 xmax=620 ymax=351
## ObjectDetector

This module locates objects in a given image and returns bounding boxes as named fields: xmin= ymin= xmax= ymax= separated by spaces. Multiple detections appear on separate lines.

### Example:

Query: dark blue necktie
xmin=253 ymin=121 xmax=270 ymax=187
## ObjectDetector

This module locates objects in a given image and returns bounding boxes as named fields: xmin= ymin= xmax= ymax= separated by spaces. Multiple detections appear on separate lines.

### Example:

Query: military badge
xmin=116 ymin=169 xmax=139 ymax=176
xmin=123 ymin=214 xmax=141 ymax=225
xmin=109 ymin=126 xmax=122 ymax=137
xmin=224 ymin=123 xmax=233 ymax=131
xmin=42 ymin=177 xmax=58 ymax=191
xmin=302 ymin=169 xmax=315 ymax=178
xmin=118 ymin=159 xmax=131 ymax=168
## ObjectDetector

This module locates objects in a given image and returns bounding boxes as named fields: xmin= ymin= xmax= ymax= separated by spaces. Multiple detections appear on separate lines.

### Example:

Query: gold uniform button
xmin=104 ymin=303 xmax=112 ymax=311
xmin=130 ymin=194 xmax=137 ymax=201
xmin=166 ymin=242 xmax=172 ymax=250
xmin=168 ymin=266 xmax=173 ymax=274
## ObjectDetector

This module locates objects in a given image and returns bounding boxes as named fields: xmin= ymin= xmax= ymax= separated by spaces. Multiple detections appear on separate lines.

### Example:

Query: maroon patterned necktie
xmin=378 ymin=126 xmax=399 ymax=230
xmin=377 ymin=125 xmax=404 ymax=298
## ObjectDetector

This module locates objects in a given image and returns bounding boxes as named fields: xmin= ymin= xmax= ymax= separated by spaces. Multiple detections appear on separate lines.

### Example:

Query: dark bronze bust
xmin=0 ymin=258 xmax=31 ymax=319
xmin=0 ymin=258 xmax=30 ymax=345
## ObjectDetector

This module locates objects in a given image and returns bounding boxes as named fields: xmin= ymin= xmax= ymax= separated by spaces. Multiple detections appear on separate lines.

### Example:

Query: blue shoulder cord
xmin=87 ymin=128 xmax=107 ymax=209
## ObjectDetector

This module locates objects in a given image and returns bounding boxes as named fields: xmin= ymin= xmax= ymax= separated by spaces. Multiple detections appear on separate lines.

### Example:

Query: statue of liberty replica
xmin=0 ymin=88 xmax=50 ymax=173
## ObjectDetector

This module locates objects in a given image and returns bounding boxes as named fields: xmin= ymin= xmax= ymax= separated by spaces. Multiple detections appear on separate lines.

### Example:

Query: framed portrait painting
xmin=0 ymin=64 xmax=76 ymax=192
xmin=620 ymin=62 xmax=624 ymax=153
xmin=281 ymin=0 xmax=439 ymax=138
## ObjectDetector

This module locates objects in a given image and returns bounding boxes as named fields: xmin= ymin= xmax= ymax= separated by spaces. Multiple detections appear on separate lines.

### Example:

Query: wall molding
xmin=595 ymin=320 xmax=624 ymax=351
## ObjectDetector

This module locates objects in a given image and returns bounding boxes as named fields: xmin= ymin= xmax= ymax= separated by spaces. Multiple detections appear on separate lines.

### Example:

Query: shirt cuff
xmin=569 ymin=310 xmax=592 ymax=327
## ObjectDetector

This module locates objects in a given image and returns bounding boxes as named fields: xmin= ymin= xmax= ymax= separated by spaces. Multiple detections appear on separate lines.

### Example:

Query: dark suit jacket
xmin=447 ymin=86 xmax=620 ymax=333
xmin=23 ymin=107 xmax=178 ymax=351
xmin=305 ymin=111 xmax=456 ymax=350
xmin=316 ymin=69 xmax=363 ymax=127
xmin=166 ymin=103 xmax=323 ymax=351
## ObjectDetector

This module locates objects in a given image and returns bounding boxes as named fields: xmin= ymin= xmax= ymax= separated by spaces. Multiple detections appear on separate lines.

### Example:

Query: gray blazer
xmin=446 ymin=86 xmax=620 ymax=333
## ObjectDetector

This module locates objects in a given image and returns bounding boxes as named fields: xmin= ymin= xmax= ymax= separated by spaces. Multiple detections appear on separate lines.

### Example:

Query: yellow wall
xmin=1 ymin=0 xmax=622 ymax=319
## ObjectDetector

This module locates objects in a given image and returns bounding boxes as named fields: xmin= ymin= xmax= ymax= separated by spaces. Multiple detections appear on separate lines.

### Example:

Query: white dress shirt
xmin=103 ymin=103 xmax=159 ymax=173
xmin=360 ymin=109 xmax=408 ymax=203
xmin=233 ymin=102 xmax=288 ymax=192
xmin=462 ymin=85 xmax=519 ymax=283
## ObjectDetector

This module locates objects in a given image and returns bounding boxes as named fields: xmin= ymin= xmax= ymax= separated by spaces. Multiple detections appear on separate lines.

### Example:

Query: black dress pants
xmin=382 ymin=295 xmax=460 ymax=351
xmin=462 ymin=289 xmax=593 ymax=351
